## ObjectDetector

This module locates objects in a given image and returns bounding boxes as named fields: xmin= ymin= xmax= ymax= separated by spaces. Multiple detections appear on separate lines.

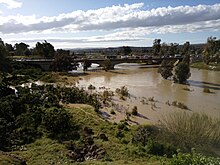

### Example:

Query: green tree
xmin=0 ymin=41 xmax=11 ymax=72
xmin=102 ymin=59 xmax=113 ymax=71
xmin=203 ymin=37 xmax=220 ymax=64
xmin=181 ymin=41 xmax=191 ymax=64
xmin=158 ymin=60 xmax=173 ymax=79
xmin=152 ymin=39 xmax=161 ymax=56
xmin=168 ymin=43 xmax=179 ymax=57
xmin=173 ymin=62 xmax=191 ymax=84
xmin=122 ymin=46 xmax=132 ymax=56
xmin=5 ymin=43 xmax=14 ymax=52
xmin=33 ymin=41 xmax=55 ymax=58
xmin=159 ymin=42 xmax=168 ymax=57
xmin=14 ymin=42 xmax=29 ymax=56
xmin=52 ymin=50 xmax=72 ymax=71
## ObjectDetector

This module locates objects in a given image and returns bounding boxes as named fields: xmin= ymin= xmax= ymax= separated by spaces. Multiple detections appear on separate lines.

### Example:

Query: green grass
xmin=159 ymin=112 xmax=220 ymax=155
xmin=191 ymin=62 xmax=220 ymax=71
xmin=3 ymin=106 xmax=220 ymax=164
xmin=5 ymin=106 xmax=164 ymax=165
xmin=12 ymin=138 xmax=71 ymax=165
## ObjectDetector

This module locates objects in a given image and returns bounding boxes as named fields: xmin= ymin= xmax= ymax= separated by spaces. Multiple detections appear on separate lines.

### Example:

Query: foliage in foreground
xmin=159 ymin=112 xmax=220 ymax=152
xmin=0 ymin=77 xmax=101 ymax=151
xmin=171 ymin=150 xmax=220 ymax=165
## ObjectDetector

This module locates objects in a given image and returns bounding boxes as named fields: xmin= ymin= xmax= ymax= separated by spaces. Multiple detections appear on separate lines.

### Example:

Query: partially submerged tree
xmin=158 ymin=60 xmax=173 ymax=79
xmin=102 ymin=59 xmax=113 ymax=71
xmin=173 ymin=62 xmax=191 ymax=84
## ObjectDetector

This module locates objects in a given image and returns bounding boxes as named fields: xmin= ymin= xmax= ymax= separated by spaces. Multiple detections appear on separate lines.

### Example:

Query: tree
xmin=203 ymin=37 xmax=220 ymax=64
xmin=0 ymin=41 xmax=11 ymax=72
xmin=152 ymin=39 xmax=161 ymax=56
xmin=122 ymin=46 xmax=132 ymax=56
xmin=52 ymin=50 xmax=73 ymax=71
xmin=167 ymin=43 xmax=179 ymax=57
xmin=173 ymin=62 xmax=191 ymax=84
xmin=14 ymin=42 xmax=29 ymax=56
xmin=181 ymin=41 xmax=191 ymax=64
xmin=159 ymin=42 xmax=168 ymax=57
xmin=158 ymin=60 xmax=173 ymax=79
xmin=5 ymin=43 xmax=14 ymax=52
xmin=33 ymin=41 xmax=55 ymax=58
xmin=102 ymin=59 xmax=113 ymax=71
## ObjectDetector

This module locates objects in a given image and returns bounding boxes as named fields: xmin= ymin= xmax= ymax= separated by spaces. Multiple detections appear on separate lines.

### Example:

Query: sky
xmin=0 ymin=0 xmax=220 ymax=49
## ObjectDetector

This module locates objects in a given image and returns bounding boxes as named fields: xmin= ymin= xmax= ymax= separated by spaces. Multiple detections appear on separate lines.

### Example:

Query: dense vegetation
xmin=1 ymin=37 xmax=220 ymax=164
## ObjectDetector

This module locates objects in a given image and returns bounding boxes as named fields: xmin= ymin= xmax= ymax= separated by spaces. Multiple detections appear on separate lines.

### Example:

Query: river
xmin=76 ymin=64 xmax=220 ymax=124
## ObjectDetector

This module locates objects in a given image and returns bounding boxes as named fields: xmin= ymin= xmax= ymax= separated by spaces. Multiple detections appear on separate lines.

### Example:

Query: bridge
xmin=16 ymin=57 xmax=183 ymax=71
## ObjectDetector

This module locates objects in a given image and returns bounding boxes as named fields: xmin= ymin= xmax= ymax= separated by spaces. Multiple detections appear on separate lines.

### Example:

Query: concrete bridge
xmin=17 ymin=57 xmax=183 ymax=71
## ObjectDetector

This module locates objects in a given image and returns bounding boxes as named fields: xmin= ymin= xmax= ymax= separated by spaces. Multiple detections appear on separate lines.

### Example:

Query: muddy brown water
xmin=76 ymin=64 xmax=220 ymax=124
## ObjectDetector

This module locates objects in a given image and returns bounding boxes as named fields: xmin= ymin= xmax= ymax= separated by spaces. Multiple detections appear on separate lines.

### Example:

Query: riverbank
xmin=191 ymin=62 xmax=220 ymax=71
xmin=1 ymin=67 xmax=220 ymax=164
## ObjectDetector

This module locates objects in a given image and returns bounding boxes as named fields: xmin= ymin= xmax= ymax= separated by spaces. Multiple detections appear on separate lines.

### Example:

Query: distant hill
xmin=68 ymin=44 xmax=205 ymax=54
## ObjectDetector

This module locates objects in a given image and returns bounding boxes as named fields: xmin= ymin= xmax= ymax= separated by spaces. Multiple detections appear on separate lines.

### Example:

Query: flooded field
xmin=76 ymin=64 xmax=220 ymax=124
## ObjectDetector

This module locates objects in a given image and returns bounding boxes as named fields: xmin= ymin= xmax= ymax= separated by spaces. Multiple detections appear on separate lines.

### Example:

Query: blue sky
xmin=0 ymin=0 xmax=220 ymax=48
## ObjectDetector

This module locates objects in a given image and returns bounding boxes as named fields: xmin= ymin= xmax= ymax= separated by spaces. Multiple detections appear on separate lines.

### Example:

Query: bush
xmin=131 ymin=106 xmax=138 ymax=115
xmin=132 ymin=125 xmax=157 ymax=146
xmin=110 ymin=109 xmax=116 ymax=115
xmin=147 ymin=140 xmax=176 ymax=157
xmin=148 ymin=96 xmax=155 ymax=102
xmin=172 ymin=101 xmax=189 ymax=110
xmin=203 ymin=88 xmax=212 ymax=93
xmin=171 ymin=150 xmax=220 ymax=165
xmin=42 ymin=107 xmax=78 ymax=140
xmin=115 ymin=86 xmax=129 ymax=97
xmin=88 ymin=84 xmax=96 ymax=90
xmin=159 ymin=112 xmax=220 ymax=151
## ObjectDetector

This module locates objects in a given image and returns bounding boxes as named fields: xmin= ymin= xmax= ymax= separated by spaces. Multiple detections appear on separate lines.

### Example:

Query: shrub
xmin=171 ymin=150 xmax=220 ymax=165
xmin=115 ymin=86 xmax=129 ymax=97
xmin=172 ymin=101 xmax=189 ymax=110
xmin=110 ymin=109 xmax=116 ymax=115
xmin=88 ymin=84 xmax=96 ymax=90
xmin=159 ymin=112 xmax=220 ymax=151
xmin=131 ymin=106 xmax=138 ymax=115
xmin=117 ymin=122 xmax=128 ymax=131
xmin=203 ymin=88 xmax=212 ymax=93
xmin=132 ymin=125 xmax=157 ymax=146
xmin=42 ymin=107 xmax=78 ymax=140
xmin=147 ymin=140 xmax=177 ymax=157
xmin=148 ymin=96 xmax=155 ymax=102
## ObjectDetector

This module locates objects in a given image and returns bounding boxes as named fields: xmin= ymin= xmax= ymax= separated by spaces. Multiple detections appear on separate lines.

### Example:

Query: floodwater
xmin=76 ymin=64 xmax=220 ymax=124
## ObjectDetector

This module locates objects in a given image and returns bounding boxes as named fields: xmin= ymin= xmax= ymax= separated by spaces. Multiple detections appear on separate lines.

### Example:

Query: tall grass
xmin=159 ymin=112 xmax=220 ymax=152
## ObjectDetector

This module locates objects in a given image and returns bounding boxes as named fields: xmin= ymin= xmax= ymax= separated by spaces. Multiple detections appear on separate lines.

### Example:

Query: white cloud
xmin=0 ymin=3 xmax=220 ymax=34
xmin=0 ymin=0 xmax=22 ymax=9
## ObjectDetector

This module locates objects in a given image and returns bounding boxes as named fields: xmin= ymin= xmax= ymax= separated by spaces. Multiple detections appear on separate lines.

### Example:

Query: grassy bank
xmin=191 ymin=62 xmax=220 ymax=71
xmin=1 ymin=66 xmax=220 ymax=164
xmin=1 ymin=105 xmax=163 ymax=165
xmin=1 ymin=106 xmax=220 ymax=164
